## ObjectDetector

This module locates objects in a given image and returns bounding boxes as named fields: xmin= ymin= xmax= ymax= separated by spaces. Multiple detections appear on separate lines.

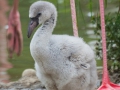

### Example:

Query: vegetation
xmin=92 ymin=0 xmax=120 ymax=73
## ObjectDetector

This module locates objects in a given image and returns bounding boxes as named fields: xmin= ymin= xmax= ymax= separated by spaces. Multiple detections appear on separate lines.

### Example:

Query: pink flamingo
xmin=0 ymin=0 xmax=23 ymax=83
xmin=7 ymin=0 xmax=23 ymax=57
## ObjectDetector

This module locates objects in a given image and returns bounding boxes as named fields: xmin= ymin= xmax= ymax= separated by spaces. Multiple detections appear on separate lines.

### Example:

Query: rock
xmin=22 ymin=69 xmax=36 ymax=77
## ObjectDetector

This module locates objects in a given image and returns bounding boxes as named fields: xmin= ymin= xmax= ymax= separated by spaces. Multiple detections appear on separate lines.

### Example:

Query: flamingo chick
xmin=28 ymin=1 xmax=97 ymax=90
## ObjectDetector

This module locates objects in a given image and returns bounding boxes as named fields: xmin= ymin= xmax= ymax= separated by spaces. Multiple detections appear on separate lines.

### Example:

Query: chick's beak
xmin=28 ymin=19 xmax=39 ymax=38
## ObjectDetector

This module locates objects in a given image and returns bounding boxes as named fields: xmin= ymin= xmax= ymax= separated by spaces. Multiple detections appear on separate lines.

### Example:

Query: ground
xmin=0 ymin=68 xmax=119 ymax=90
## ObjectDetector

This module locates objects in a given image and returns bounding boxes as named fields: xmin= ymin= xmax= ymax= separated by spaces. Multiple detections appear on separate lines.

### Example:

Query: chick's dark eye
xmin=37 ymin=13 xmax=41 ymax=17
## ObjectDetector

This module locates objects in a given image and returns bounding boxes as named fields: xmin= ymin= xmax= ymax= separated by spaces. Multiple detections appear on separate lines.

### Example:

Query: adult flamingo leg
xmin=97 ymin=0 xmax=120 ymax=90
xmin=70 ymin=0 xmax=79 ymax=37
